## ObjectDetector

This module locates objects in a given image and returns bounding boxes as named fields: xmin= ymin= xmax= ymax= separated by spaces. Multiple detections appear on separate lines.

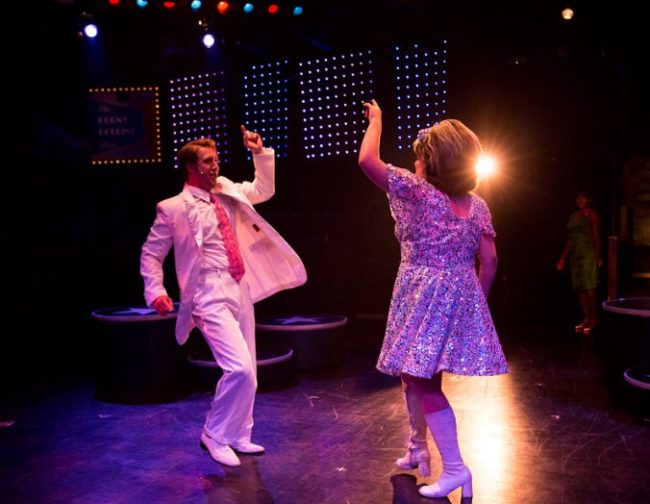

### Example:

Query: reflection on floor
xmin=1 ymin=319 xmax=649 ymax=504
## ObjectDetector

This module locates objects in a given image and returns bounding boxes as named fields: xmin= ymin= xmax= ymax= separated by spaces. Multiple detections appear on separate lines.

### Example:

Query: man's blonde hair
xmin=177 ymin=138 xmax=217 ymax=180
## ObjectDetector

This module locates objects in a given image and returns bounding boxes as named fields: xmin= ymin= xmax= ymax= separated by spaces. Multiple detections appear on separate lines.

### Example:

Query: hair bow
xmin=417 ymin=127 xmax=431 ymax=141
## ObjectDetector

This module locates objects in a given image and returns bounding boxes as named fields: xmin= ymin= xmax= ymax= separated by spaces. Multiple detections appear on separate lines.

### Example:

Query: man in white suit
xmin=140 ymin=126 xmax=306 ymax=467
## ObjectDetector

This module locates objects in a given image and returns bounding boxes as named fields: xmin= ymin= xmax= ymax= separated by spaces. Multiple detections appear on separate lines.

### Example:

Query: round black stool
xmin=255 ymin=314 xmax=348 ymax=370
xmin=602 ymin=297 xmax=650 ymax=414
xmin=91 ymin=304 xmax=192 ymax=404
xmin=602 ymin=297 xmax=650 ymax=389
xmin=185 ymin=331 xmax=294 ymax=389
xmin=623 ymin=367 xmax=650 ymax=391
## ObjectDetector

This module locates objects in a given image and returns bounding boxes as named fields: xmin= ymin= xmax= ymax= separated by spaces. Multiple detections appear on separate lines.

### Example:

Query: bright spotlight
xmin=216 ymin=1 xmax=229 ymax=14
xmin=476 ymin=154 xmax=497 ymax=179
xmin=243 ymin=3 xmax=254 ymax=13
xmin=83 ymin=23 xmax=98 ymax=38
xmin=136 ymin=0 xmax=148 ymax=8
xmin=190 ymin=0 xmax=202 ymax=10
xmin=561 ymin=8 xmax=574 ymax=20
xmin=202 ymin=33 xmax=216 ymax=48
xmin=268 ymin=4 xmax=279 ymax=15
xmin=293 ymin=6 xmax=303 ymax=16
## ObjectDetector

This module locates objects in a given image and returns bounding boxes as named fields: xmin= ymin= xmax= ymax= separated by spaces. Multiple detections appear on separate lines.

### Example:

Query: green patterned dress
xmin=567 ymin=212 xmax=598 ymax=290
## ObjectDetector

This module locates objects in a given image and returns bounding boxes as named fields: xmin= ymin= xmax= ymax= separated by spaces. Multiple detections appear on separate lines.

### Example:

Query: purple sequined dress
xmin=377 ymin=166 xmax=508 ymax=378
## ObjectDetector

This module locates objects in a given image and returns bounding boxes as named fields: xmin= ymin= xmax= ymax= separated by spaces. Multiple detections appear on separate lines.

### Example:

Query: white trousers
xmin=192 ymin=270 xmax=257 ymax=445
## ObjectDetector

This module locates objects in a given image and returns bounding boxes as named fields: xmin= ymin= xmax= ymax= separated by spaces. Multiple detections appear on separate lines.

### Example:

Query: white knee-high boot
xmin=395 ymin=385 xmax=431 ymax=476
xmin=419 ymin=407 xmax=472 ymax=499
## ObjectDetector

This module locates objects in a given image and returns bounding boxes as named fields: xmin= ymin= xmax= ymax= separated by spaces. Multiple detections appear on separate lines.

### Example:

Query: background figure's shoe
xmin=582 ymin=320 xmax=598 ymax=334
xmin=574 ymin=321 xmax=587 ymax=333
xmin=200 ymin=432 xmax=241 ymax=467
xmin=230 ymin=441 xmax=265 ymax=454
xmin=395 ymin=445 xmax=431 ymax=476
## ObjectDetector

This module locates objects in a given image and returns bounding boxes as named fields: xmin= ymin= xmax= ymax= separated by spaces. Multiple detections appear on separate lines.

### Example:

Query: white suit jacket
xmin=140 ymin=148 xmax=307 ymax=345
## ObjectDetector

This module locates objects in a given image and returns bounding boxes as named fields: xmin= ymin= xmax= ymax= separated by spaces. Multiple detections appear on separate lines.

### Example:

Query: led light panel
xmin=299 ymin=50 xmax=374 ymax=159
xmin=169 ymin=71 xmax=230 ymax=168
xmin=394 ymin=42 xmax=448 ymax=150
xmin=243 ymin=60 xmax=290 ymax=158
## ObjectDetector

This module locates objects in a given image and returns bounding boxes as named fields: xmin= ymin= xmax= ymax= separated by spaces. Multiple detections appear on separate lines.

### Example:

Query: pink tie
xmin=209 ymin=194 xmax=245 ymax=282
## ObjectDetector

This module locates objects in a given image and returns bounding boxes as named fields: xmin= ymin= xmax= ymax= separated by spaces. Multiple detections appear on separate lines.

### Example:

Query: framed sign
xmin=88 ymin=86 xmax=162 ymax=165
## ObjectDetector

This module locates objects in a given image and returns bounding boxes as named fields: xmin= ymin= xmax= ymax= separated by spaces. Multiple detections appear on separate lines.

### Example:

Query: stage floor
xmin=1 ymin=318 xmax=649 ymax=504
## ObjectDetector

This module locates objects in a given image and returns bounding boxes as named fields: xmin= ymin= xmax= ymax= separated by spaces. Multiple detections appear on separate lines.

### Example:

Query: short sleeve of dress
xmin=387 ymin=165 xmax=427 ymax=202
xmin=387 ymin=165 xmax=427 ymax=225
xmin=387 ymin=165 xmax=447 ymax=224
xmin=474 ymin=196 xmax=497 ymax=237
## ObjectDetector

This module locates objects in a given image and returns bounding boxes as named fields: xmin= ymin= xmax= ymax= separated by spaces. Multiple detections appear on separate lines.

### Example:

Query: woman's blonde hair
xmin=412 ymin=119 xmax=481 ymax=196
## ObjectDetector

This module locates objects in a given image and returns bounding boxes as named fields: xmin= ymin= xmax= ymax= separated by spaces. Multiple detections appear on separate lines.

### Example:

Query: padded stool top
xmin=256 ymin=314 xmax=348 ymax=331
xmin=623 ymin=367 xmax=650 ymax=391
xmin=602 ymin=298 xmax=650 ymax=318
xmin=91 ymin=304 xmax=179 ymax=322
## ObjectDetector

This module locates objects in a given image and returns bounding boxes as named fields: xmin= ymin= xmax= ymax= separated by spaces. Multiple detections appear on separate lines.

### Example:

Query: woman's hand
xmin=358 ymin=99 xmax=388 ymax=191
xmin=362 ymin=99 xmax=382 ymax=123
xmin=241 ymin=125 xmax=264 ymax=154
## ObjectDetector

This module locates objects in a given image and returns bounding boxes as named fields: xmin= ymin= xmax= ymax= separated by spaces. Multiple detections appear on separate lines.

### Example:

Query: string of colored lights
xmin=126 ymin=1 xmax=304 ymax=15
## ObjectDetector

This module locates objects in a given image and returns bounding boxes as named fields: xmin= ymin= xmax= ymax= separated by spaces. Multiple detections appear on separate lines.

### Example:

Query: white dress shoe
xmin=230 ymin=441 xmax=265 ymax=454
xmin=200 ymin=432 xmax=241 ymax=467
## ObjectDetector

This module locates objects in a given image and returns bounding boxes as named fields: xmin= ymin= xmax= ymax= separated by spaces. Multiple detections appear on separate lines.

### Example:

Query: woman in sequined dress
xmin=556 ymin=192 xmax=601 ymax=333
xmin=358 ymin=99 xmax=508 ymax=500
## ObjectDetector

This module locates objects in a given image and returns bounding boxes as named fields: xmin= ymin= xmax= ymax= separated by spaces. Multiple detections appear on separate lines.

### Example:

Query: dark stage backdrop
xmin=2 ymin=1 xmax=648 ymax=390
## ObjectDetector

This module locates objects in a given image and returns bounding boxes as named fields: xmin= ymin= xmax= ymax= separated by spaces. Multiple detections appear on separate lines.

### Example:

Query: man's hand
xmin=241 ymin=125 xmax=263 ymax=154
xmin=151 ymin=295 xmax=174 ymax=316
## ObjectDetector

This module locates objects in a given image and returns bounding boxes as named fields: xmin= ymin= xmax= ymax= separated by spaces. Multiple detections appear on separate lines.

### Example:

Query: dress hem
xmin=376 ymin=365 xmax=509 ymax=378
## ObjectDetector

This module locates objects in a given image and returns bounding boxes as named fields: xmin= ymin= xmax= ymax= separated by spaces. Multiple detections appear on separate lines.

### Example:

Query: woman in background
xmin=556 ymin=191 xmax=602 ymax=333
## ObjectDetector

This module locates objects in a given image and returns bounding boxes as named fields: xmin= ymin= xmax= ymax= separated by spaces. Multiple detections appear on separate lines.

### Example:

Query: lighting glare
xmin=476 ymin=154 xmax=497 ymax=179
xmin=202 ymin=33 xmax=216 ymax=48
xmin=561 ymin=8 xmax=574 ymax=20
xmin=136 ymin=0 xmax=148 ymax=8
xmin=453 ymin=374 xmax=518 ymax=498
xmin=293 ymin=6 xmax=303 ymax=16
xmin=217 ymin=1 xmax=229 ymax=14
xmin=243 ymin=3 xmax=254 ymax=13
xmin=83 ymin=23 xmax=98 ymax=38
xmin=190 ymin=0 xmax=202 ymax=10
